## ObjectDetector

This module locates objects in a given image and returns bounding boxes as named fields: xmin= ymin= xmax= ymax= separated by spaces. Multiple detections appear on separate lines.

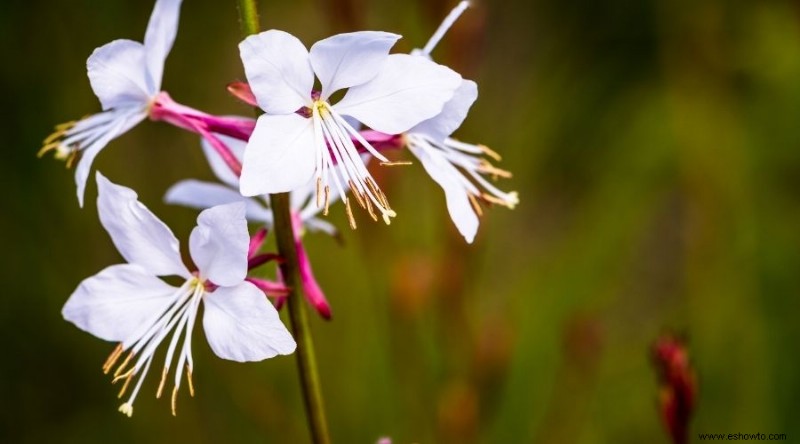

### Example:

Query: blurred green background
xmin=2 ymin=0 xmax=800 ymax=442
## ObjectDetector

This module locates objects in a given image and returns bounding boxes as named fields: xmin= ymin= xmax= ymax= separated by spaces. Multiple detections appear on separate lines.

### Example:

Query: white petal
xmin=410 ymin=144 xmax=478 ymax=243
xmin=201 ymin=133 xmax=246 ymax=188
xmin=239 ymin=30 xmax=314 ymax=114
xmin=143 ymin=0 xmax=183 ymax=91
xmin=189 ymin=202 xmax=250 ymax=287
xmin=240 ymin=114 xmax=316 ymax=196
xmin=87 ymin=39 xmax=151 ymax=110
xmin=164 ymin=180 xmax=272 ymax=223
xmin=203 ymin=281 xmax=296 ymax=362
xmin=309 ymin=31 xmax=401 ymax=99
xmin=411 ymin=79 xmax=477 ymax=142
xmin=96 ymin=172 xmax=190 ymax=277
xmin=62 ymin=264 xmax=178 ymax=342
xmin=75 ymin=110 xmax=147 ymax=207
xmin=333 ymin=54 xmax=462 ymax=134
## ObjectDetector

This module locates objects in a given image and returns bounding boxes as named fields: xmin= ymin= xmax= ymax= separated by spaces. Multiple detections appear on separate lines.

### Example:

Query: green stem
xmin=236 ymin=2 xmax=331 ymax=443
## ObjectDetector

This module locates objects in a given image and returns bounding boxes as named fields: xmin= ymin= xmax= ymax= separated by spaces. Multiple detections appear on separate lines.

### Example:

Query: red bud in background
xmin=652 ymin=334 xmax=696 ymax=444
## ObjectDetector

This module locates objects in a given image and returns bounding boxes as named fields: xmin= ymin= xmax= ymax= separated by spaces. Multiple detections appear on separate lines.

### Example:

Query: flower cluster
xmin=44 ymin=0 xmax=517 ymax=416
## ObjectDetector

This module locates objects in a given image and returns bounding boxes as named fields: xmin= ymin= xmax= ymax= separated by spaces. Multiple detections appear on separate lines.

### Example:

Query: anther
xmin=345 ymin=199 xmax=357 ymax=230
xmin=187 ymin=366 xmax=195 ymax=397
xmin=118 ymin=403 xmax=133 ymax=417
xmin=479 ymin=144 xmax=502 ymax=161
xmin=468 ymin=194 xmax=484 ymax=216
xmin=348 ymin=180 xmax=367 ymax=209
xmin=324 ymin=185 xmax=331 ymax=216
xmin=171 ymin=387 xmax=179 ymax=416
xmin=156 ymin=367 xmax=168 ymax=399
xmin=380 ymin=161 xmax=413 ymax=166
xmin=365 ymin=196 xmax=378 ymax=222
xmin=103 ymin=344 xmax=124 ymax=374
xmin=316 ymin=177 xmax=322 ymax=208
xmin=114 ymin=352 xmax=135 ymax=378
xmin=117 ymin=372 xmax=134 ymax=398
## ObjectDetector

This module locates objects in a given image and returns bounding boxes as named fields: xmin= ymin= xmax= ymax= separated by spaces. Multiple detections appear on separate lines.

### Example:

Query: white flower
xmin=39 ymin=0 xmax=183 ymax=206
xmin=238 ymin=29 xmax=462 ymax=227
xmin=62 ymin=173 xmax=295 ymax=417
xmin=406 ymin=1 xmax=518 ymax=243
xmin=165 ymin=133 xmax=357 ymax=318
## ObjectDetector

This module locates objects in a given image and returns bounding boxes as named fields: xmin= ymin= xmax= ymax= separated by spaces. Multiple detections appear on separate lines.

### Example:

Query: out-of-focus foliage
xmin=2 ymin=0 xmax=799 ymax=442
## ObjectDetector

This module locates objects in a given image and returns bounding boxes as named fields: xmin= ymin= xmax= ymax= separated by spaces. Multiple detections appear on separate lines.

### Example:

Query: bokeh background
xmin=2 ymin=0 xmax=800 ymax=442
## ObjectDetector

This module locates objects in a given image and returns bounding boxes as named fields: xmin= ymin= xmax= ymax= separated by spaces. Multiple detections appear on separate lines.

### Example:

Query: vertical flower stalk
xmin=236 ymin=1 xmax=331 ymax=443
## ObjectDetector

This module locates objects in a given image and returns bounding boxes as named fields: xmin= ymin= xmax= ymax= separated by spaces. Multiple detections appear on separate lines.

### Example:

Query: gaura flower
xmin=62 ymin=173 xmax=295 ymax=417
xmin=238 ymin=29 xmax=462 ymax=228
xmin=405 ymin=1 xmax=518 ymax=243
xmin=165 ymin=133 xmax=354 ymax=319
xmin=39 ymin=0 xmax=183 ymax=206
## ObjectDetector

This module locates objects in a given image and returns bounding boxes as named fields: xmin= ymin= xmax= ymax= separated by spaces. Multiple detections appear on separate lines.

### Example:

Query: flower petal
xmin=203 ymin=281 xmax=296 ymax=362
xmin=309 ymin=31 xmax=401 ymax=99
xmin=333 ymin=54 xmax=462 ymax=134
xmin=239 ymin=30 xmax=314 ymax=114
xmin=165 ymin=180 xmax=272 ymax=223
xmin=96 ymin=172 xmax=190 ymax=277
xmin=62 ymin=264 xmax=178 ymax=342
xmin=143 ymin=0 xmax=183 ymax=91
xmin=409 ymin=143 xmax=478 ymax=243
xmin=201 ymin=133 xmax=246 ymax=188
xmin=87 ymin=39 xmax=151 ymax=110
xmin=240 ymin=113 xmax=316 ymax=196
xmin=189 ymin=202 xmax=249 ymax=287
xmin=411 ymin=79 xmax=477 ymax=142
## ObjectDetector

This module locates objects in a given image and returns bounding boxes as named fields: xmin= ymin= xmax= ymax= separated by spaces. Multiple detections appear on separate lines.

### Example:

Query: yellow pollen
xmin=365 ymin=196 xmax=378 ymax=222
xmin=118 ymin=403 xmax=134 ymax=417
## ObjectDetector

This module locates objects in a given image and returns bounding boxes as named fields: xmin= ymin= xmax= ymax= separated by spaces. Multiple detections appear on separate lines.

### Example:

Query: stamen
xmin=156 ymin=367 xmax=168 ymax=399
xmin=421 ymin=1 xmax=470 ymax=56
xmin=171 ymin=387 xmax=179 ymax=416
xmin=481 ymin=192 xmax=517 ymax=208
xmin=103 ymin=344 xmax=124 ymax=374
xmin=478 ymin=160 xmax=512 ymax=179
xmin=468 ymin=194 xmax=484 ymax=217
xmin=345 ymin=199 xmax=357 ymax=229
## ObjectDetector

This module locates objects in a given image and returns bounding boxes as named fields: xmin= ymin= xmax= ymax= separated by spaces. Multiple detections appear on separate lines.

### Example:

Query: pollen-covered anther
xmin=117 ymin=371 xmax=135 ymax=398
xmin=478 ymin=160 xmax=512 ymax=179
xmin=156 ymin=367 xmax=168 ymax=398
xmin=102 ymin=343 xmax=124 ymax=374
xmin=113 ymin=352 xmax=135 ymax=378
xmin=171 ymin=386 xmax=179 ymax=416
xmin=379 ymin=161 xmax=413 ymax=166
xmin=323 ymin=185 xmax=330 ymax=216
xmin=187 ymin=366 xmax=195 ymax=397
xmin=478 ymin=144 xmax=502 ymax=162
xmin=348 ymin=180 xmax=367 ymax=210
xmin=468 ymin=194 xmax=484 ymax=217
xmin=345 ymin=199 xmax=357 ymax=230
